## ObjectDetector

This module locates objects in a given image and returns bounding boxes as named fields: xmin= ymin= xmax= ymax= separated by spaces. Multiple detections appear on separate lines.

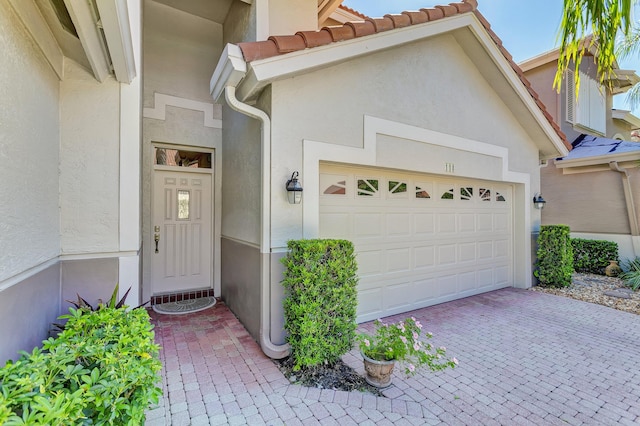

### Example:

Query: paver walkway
xmin=145 ymin=288 xmax=640 ymax=425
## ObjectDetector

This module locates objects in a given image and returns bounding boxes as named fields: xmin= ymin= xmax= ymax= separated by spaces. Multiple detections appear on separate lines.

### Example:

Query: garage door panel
xmin=319 ymin=213 xmax=349 ymax=238
xmin=459 ymin=243 xmax=476 ymax=263
xmin=414 ymin=246 xmax=435 ymax=269
xmin=387 ymin=214 xmax=411 ymax=236
xmin=438 ymin=275 xmax=458 ymax=297
xmin=477 ymin=213 xmax=493 ymax=231
xmin=357 ymin=289 xmax=383 ymax=318
xmin=387 ymin=248 xmax=411 ymax=272
xmin=357 ymin=250 xmax=384 ymax=276
xmin=437 ymin=214 xmax=456 ymax=233
xmin=353 ymin=213 xmax=383 ymax=238
xmin=458 ymin=271 xmax=477 ymax=292
xmin=384 ymin=282 xmax=412 ymax=310
xmin=319 ymin=165 xmax=513 ymax=322
xmin=438 ymin=245 xmax=457 ymax=265
xmin=458 ymin=213 xmax=476 ymax=232
xmin=414 ymin=213 xmax=435 ymax=235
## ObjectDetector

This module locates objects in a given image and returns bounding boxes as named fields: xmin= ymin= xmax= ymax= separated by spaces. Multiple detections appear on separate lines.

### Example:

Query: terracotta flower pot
xmin=362 ymin=352 xmax=395 ymax=388
xmin=605 ymin=260 xmax=622 ymax=277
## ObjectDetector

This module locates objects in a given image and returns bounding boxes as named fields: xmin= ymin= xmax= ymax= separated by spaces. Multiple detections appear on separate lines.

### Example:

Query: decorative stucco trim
xmin=303 ymin=115 xmax=533 ymax=288
xmin=60 ymin=251 xmax=139 ymax=261
xmin=221 ymin=235 xmax=261 ymax=250
xmin=144 ymin=93 xmax=222 ymax=128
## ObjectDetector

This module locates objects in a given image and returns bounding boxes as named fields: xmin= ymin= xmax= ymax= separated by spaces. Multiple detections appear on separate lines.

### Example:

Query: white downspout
xmin=609 ymin=161 xmax=639 ymax=237
xmin=224 ymin=86 xmax=289 ymax=359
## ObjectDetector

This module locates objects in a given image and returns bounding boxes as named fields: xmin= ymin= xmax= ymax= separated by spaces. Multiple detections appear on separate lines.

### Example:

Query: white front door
xmin=152 ymin=169 xmax=213 ymax=294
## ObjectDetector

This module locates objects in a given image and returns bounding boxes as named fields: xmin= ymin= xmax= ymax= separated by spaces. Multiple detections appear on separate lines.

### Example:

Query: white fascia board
xmin=612 ymin=109 xmax=640 ymax=129
xmin=556 ymin=151 xmax=640 ymax=169
xmin=518 ymin=49 xmax=559 ymax=72
xmin=7 ymin=0 xmax=64 ymax=80
xmin=65 ymin=0 xmax=111 ymax=82
xmin=96 ymin=0 xmax=136 ymax=83
xmin=210 ymin=44 xmax=247 ymax=102
xmin=329 ymin=7 xmax=365 ymax=24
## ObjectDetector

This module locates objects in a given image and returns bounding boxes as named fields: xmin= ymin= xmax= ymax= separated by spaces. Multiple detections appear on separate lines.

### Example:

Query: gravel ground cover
xmin=530 ymin=272 xmax=640 ymax=315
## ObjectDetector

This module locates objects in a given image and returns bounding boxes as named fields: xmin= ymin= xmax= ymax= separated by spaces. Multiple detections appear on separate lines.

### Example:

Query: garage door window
xmin=357 ymin=179 xmax=379 ymax=196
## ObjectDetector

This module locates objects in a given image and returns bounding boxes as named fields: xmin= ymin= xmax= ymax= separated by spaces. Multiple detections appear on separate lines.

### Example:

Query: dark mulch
xmin=275 ymin=356 xmax=383 ymax=396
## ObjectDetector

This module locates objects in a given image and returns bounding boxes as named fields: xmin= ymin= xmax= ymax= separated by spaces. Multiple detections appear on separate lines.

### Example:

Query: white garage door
xmin=319 ymin=164 xmax=513 ymax=322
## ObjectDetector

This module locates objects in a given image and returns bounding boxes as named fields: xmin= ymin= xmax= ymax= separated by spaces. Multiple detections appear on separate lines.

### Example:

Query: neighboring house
xmin=521 ymin=47 xmax=640 ymax=260
xmin=0 ymin=0 xmax=569 ymax=363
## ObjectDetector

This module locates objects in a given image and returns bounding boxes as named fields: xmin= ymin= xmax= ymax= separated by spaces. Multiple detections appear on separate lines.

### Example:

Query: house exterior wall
xmin=0 ymin=2 xmax=61 ymax=282
xmin=60 ymin=61 xmax=121 ymax=254
xmin=223 ymin=0 xmax=257 ymax=44
xmin=143 ymin=0 xmax=223 ymax=106
xmin=268 ymin=34 xmax=541 ymax=247
xmin=268 ymin=0 xmax=317 ymax=35
xmin=0 ymin=264 xmax=60 ymax=365
xmin=0 ymin=3 xmax=62 ymax=363
xmin=61 ymin=258 xmax=119 ymax=312
xmin=522 ymin=62 xmax=560 ymax=129
xmin=259 ymin=33 xmax=543 ymax=344
xmin=541 ymin=160 xmax=630 ymax=234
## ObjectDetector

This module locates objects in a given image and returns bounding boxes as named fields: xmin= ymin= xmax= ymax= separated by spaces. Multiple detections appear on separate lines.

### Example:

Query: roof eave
xmin=556 ymin=151 xmax=640 ymax=169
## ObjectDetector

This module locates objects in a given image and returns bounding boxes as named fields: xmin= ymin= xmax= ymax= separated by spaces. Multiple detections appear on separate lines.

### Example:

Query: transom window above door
xmin=154 ymin=148 xmax=211 ymax=168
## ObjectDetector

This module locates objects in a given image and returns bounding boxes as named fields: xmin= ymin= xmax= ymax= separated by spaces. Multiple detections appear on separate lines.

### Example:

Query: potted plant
xmin=357 ymin=317 xmax=458 ymax=388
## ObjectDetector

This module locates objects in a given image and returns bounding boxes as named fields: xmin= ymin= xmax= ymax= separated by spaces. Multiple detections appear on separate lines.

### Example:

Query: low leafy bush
xmin=281 ymin=239 xmax=358 ymax=371
xmin=620 ymin=257 xmax=640 ymax=291
xmin=0 ymin=307 xmax=161 ymax=425
xmin=534 ymin=225 xmax=574 ymax=287
xmin=571 ymin=238 xmax=619 ymax=274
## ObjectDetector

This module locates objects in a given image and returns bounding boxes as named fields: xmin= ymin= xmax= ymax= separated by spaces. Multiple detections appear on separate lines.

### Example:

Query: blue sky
xmin=342 ymin=0 xmax=640 ymax=112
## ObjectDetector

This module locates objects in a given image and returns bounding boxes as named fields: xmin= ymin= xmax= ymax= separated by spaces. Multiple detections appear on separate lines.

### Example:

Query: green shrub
xmin=534 ymin=225 xmax=574 ymax=287
xmin=281 ymin=239 xmax=358 ymax=371
xmin=620 ymin=257 xmax=640 ymax=291
xmin=571 ymin=238 xmax=619 ymax=274
xmin=0 ymin=307 xmax=162 ymax=425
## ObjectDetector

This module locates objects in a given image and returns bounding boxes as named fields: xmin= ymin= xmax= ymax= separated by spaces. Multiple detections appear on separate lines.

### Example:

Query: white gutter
xmin=609 ymin=161 xmax=639 ymax=236
xmin=211 ymin=44 xmax=289 ymax=359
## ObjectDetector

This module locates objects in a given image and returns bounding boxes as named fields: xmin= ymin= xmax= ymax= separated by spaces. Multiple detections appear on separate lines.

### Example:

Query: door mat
xmin=152 ymin=296 xmax=217 ymax=315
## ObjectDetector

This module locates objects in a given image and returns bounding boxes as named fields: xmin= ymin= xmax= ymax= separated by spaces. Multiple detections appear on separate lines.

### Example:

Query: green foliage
xmin=357 ymin=317 xmax=457 ymax=375
xmin=0 ymin=307 xmax=162 ymax=425
xmin=281 ymin=239 xmax=358 ymax=371
xmin=534 ymin=225 xmax=574 ymax=287
xmin=620 ymin=257 xmax=640 ymax=291
xmin=571 ymin=238 xmax=619 ymax=274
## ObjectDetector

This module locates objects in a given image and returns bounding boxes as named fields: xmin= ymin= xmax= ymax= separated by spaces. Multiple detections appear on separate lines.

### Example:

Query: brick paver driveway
xmin=146 ymin=288 xmax=640 ymax=425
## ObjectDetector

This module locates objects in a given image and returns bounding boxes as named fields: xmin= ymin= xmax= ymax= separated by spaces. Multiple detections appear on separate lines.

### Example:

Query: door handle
xmin=154 ymin=226 xmax=160 ymax=253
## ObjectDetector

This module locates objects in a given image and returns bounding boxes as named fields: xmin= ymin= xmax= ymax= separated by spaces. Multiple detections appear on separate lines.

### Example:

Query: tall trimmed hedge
xmin=281 ymin=239 xmax=358 ymax=371
xmin=572 ymin=238 xmax=619 ymax=274
xmin=535 ymin=225 xmax=574 ymax=287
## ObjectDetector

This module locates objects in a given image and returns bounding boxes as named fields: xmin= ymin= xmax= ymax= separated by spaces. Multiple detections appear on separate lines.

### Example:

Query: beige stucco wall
xmin=0 ymin=2 xmax=61 ymax=281
xmin=59 ymin=61 xmax=121 ymax=254
xmin=524 ymin=62 xmax=560 ymax=129
xmin=268 ymin=0 xmax=317 ymax=35
xmin=268 ymin=33 xmax=541 ymax=248
xmin=223 ymin=0 xmax=257 ymax=44
xmin=541 ymin=160 xmax=631 ymax=234
xmin=143 ymin=0 xmax=223 ymax=107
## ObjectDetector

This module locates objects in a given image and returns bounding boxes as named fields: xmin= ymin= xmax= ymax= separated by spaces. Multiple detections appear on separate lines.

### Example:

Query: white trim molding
xmin=144 ymin=93 xmax=222 ymax=128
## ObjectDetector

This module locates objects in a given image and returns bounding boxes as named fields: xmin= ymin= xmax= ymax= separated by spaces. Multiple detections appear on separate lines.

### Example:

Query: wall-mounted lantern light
xmin=533 ymin=193 xmax=546 ymax=209
xmin=286 ymin=171 xmax=303 ymax=204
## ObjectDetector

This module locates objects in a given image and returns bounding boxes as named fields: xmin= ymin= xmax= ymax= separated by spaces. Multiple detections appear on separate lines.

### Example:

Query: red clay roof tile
xmin=384 ymin=13 xmax=412 ymax=28
xmin=403 ymin=11 xmax=430 ymax=25
xmin=322 ymin=25 xmax=356 ymax=42
xmin=238 ymin=40 xmax=279 ymax=62
xmin=366 ymin=16 xmax=395 ymax=32
xmin=268 ymin=35 xmax=307 ymax=53
xmin=296 ymin=30 xmax=334 ymax=48
xmin=345 ymin=20 xmax=376 ymax=37
xmin=337 ymin=4 xmax=369 ymax=20
xmin=234 ymin=0 xmax=568 ymax=149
